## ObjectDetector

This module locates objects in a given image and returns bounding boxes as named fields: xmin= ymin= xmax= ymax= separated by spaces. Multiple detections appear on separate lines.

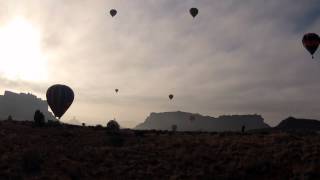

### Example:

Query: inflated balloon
xmin=46 ymin=84 xmax=74 ymax=119
xmin=302 ymin=33 xmax=320 ymax=59
xmin=115 ymin=89 xmax=119 ymax=93
xmin=169 ymin=94 xmax=174 ymax=100
xmin=110 ymin=9 xmax=117 ymax=17
xmin=189 ymin=8 xmax=198 ymax=18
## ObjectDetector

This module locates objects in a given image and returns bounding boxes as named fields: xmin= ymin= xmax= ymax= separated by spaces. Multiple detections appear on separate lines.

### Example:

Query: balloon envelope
xmin=169 ymin=94 xmax=174 ymax=100
xmin=189 ymin=8 xmax=198 ymax=18
xmin=46 ymin=84 xmax=74 ymax=119
xmin=110 ymin=9 xmax=117 ymax=17
xmin=302 ymin=33 xmax=320 ymax=58
xmin=115 ymin=89 xmax=119 ymax=93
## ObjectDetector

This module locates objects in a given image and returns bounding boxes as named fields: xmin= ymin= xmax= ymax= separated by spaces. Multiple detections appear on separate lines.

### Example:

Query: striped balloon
xmin=46 ymin=84 xmax=74 ymax=119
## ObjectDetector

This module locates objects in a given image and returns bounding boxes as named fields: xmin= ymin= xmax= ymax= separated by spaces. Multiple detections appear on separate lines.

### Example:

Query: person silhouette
xmin=34 ymin=110 xmax=45 ymax=127
xmin=241 ymin=125 xmax=246 ymax=134
xmin=34 ymin=110 xmax=41 ymax=121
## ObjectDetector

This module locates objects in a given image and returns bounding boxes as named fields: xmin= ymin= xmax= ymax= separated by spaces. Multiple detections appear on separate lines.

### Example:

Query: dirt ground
xmin=0 ymin=120 xmax=319 ymax=180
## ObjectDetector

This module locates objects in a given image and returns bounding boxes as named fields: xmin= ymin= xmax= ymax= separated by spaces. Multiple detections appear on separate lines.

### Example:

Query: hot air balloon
xmin=189 ymin=8 xmax=198 ymax=18
xmin=110 ymin=9 xmax=117 ymax=17
xmin=302 ymin=33 xmax=320 ymax=59
xmin=115 ymin=89 xmax=119 ymax=93
xmin=46 ymin=84 xmax=74 ymax=119
xmin=169 ymin=94 xmax=174 ymax=100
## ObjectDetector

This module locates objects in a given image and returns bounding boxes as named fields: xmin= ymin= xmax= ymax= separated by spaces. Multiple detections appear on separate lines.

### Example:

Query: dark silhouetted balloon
xmin=302 ymin=33 xmax=320 ymax=59
xmin=169 ymin=94 xmax=174 ymax=100
xmin=110 ymin=9 xmax=117 ymax=17
xmin=46 ymin=84 xmax=74 ymax=119
xmin=189 ymin=8 xmax=198 ymax=18
xmin=115 ymin=89 xmax=119 ymax=93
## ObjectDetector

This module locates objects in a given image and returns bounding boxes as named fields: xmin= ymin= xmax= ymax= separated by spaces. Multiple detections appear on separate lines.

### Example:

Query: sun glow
xmin=0 ymin=17 xmax=47 ymax=81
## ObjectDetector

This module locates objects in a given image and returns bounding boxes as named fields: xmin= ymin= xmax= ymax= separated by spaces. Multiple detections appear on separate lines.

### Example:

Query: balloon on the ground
xmin=189 ymin=8 xmax=199 ymax=18
xmin=46 ymin=84 xmax=74 ymax=119
xmin=302 ymin=33 xmax=320 ymax=59
xmin=110 ymin=9 xmax=117 ymax=17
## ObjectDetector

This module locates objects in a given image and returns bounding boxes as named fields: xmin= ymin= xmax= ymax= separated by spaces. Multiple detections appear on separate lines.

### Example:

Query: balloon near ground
xmin=302 ymin=33 xmax=320 ymax=59
xmin=189 ymin=8 xmax=199 ymax=18
xmin=46 ymin=84 xmax=74 ymax=119
xmin=169 ymin=94 xmax=174 ymax=100
xmin=110 ymin=9 xmax=117 ymax=17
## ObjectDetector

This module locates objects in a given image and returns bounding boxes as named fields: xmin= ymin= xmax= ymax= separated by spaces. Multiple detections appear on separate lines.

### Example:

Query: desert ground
xmin=0 ymin=120 xmax=319 ymax=180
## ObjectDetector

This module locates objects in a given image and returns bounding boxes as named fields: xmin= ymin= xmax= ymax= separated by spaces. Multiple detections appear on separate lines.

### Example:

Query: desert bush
xmin=34 ymin=110 xmax=45 ymax=127
xmin=7 ymin=115 xmax=13 ymax=121
xmin=96 ymin=124 xmax=103 ymax=128
xmin=106 ymin=120 xmax=120 ymax=133
xmin=61 ymin=130 xmax=74 ymax=138
xmin=134 ymin=130 xmax=145 ymax=137
xmin=94 ymin=124 xmax=104 ymax=131
xmin=22 ymin=150 xmax=43 ymax=174
xmin=106 ymin=135 xmax=125 ymax=147
xmin=245 ymin=159 xmax=273 ymax=176
xmin=47 ymin=120 xmax=62 ymax=127
xmin=172 ymin=124 xmax=178 ymax=132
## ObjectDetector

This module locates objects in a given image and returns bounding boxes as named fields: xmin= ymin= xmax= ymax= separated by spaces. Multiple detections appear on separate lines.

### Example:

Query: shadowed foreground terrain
xmin=0 ymin=121 xmax=320 ymax=179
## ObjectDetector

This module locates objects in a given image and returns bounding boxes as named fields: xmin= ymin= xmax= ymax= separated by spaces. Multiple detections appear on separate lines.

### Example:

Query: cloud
xmin=0 ymin=0 xmax=319 ymax=127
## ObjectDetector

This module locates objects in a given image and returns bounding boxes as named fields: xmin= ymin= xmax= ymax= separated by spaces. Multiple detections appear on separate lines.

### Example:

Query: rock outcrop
xmin=0 ymin=91 xmax=56 ymax=121
xmin=276 ymin=117 xmax=320 ymax=131
xmin=135 ymin=111 xmax=270 ymax=132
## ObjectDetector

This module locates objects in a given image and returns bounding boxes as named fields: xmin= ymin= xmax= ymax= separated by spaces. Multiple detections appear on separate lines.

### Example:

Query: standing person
xmin=241 ymin=125 xmax=246 ymax=134
xmin=34 ymin=110 xmax=45 ymax=127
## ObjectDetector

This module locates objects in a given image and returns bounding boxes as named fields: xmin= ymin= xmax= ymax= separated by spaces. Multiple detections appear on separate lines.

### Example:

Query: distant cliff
xmin=135 ymin=111 xmax=270 ymax=132
xmin=276 ymin=117 xmax=320 ymax=131
xmin=0 ymin=91 xmax=56 ymax=121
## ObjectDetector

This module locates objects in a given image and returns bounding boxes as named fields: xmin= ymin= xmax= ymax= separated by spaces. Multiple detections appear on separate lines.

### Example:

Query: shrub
xmin=106 ymin=135 xmax=125 ymax=147
xmin=105 ymin=120 xmax=123 ymax=146
xmin=34 ymin=110 xmax=45 ymax=127
xmin=47 ymin=120 xmax=61 ymax=127
xmin=134 ymin=130 xmax=145 ymax=137
xmin=82 ymin=123 xmax=86 ymax=127
xmin=172 ymin=124 xmax=178 ymax=132
xmin=7 ymin=115 xmax=13 ymax=121
xmin=22 ymin=150 xmax=43 ymax=174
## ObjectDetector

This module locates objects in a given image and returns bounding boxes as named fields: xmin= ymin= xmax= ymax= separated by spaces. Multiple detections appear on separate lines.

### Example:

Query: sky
xmin=0 ymin=0 xmax=319 ymax=127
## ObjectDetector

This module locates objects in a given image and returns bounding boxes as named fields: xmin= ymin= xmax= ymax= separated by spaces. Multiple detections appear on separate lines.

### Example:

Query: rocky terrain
xmin=276 ymin=117 xmax=320 ymax=131
xmin=0 ymin=120 xmax=320 ymax=179
xmin=136 ymin=111 xmax=270 ymax=131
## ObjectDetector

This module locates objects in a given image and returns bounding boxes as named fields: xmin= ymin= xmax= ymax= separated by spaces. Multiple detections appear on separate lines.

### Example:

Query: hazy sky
xmin=0 ymin=0 xmax=319 ymax=127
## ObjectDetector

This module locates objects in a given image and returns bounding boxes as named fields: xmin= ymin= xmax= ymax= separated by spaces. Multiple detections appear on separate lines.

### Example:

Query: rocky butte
xmin=0 ymin=90 xmax=55 ymax=121
xmin=136 ymin=111 xmax=270 ymax=132
xmin=275 ymin=116 xmax=320 ymax=131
